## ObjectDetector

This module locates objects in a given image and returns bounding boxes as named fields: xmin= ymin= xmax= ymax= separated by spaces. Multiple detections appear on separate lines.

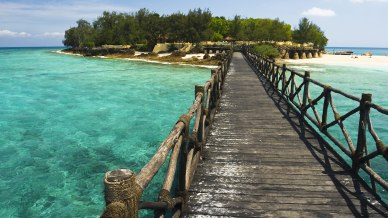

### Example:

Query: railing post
xmin=302 ymin=71 xmax=311 ymax=109
xmin=353 ymin=93 xmax=372 ymax=173
xmin=102 ymin=169 xmax=140 ymax=218
xmin=195 ymin=85 xmax=205 ymax=144
xmin=321 ymin=86 xmax=331 ymax=130
xmin=278 ymin=64 xmax=286 ymax=91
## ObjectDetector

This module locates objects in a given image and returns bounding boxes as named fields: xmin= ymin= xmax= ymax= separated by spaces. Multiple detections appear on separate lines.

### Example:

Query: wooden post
xmin=195 ymin=85 xmax=205 ymax=143
xmin=273 ymin=66 xmax=279 ymax=88
xmin=102 ymin=169 xmax=140 ymax=218
xmin=321 ymin=86 xmax=331 ymax=130
xmin=302 ymin=71 xmax=311 ymax=109
xmin=353 ymin=93 xmax=372 ymax=173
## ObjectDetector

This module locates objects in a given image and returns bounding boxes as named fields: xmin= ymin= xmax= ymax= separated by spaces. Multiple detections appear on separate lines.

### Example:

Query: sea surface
xmin=326 ymin=47 xmax=388 ymax=56
xmin=288 ymin=53 xmax=387 ymax=203
xmin=0 ymin=47 xmax=210 ymax=217
xmin=1 ymin=47 xmax=387 ymax=217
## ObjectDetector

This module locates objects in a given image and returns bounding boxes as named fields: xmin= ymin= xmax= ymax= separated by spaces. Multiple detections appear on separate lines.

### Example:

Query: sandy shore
xmin=284 ymin=54 xmax=388 ymax=68
xmin=57 ymin=50 xmax=218 ymax=69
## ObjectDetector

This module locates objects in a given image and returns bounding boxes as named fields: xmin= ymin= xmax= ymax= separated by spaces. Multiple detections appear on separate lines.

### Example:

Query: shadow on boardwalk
xmin=250 ymin=55 xmax=388 ymax=217
xmin=187 ymin=53 xmax=387 ymax=217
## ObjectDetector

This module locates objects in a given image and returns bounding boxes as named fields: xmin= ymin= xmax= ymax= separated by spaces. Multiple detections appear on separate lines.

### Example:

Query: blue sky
xmin=0 ymin=0 xmax=387 ymax=47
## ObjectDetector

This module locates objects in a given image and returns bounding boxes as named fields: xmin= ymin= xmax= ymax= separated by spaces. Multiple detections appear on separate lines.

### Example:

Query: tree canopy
xmin=293 ymin=17 xmax=328 ymax=49
xmin=63 ymin=9 xmax=328 ymax=50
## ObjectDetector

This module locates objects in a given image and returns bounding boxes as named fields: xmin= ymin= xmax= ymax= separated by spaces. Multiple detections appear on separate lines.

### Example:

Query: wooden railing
xmin=100 ymin=51 xmax=233 ymax=218
xmin=243 ymin=47 xmax=388 ymax=197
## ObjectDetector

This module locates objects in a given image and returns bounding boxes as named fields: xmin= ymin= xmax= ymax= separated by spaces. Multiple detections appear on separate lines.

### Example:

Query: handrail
xmin=243 ymin=46 xmax=388 ymax=197
xmin=100 ymin=50 xmax=233 ymax=218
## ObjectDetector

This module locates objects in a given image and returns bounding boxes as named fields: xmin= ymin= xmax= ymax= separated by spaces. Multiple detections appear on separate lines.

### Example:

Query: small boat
xmin=333 ymin=50 xmax=354 ymax=55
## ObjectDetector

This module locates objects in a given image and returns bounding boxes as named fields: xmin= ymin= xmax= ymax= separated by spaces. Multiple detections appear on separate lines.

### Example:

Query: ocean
xmin=0 ymin=47 xmax=210 ymax=217
xmin=0 ymin=47 xmax=386 ymax=217
xmin=326 ymin=47 xmax=388 ymax=56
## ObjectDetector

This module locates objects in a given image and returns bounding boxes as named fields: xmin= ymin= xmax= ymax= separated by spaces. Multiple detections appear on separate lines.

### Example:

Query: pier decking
xmin=186 ymin=53 xmax=387 ymax=217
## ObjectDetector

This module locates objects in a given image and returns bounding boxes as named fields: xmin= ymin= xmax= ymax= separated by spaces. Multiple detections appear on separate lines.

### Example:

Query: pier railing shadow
xmin=100 ymin=50 xmax=233 ymax=218
xmin=243 ymin=47 xmax=388 ymax=215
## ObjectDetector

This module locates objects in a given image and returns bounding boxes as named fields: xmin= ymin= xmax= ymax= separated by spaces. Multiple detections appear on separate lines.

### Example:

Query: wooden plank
xmin=185 ymin=53 xmax=387 ymax=217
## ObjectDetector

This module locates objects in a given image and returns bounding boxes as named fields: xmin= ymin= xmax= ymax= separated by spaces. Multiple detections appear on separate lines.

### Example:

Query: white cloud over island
xmin=42 ymin=32 xmax=64 ymax=37
xmin=350 ymin=0 xmax=388 ymax=3
xmin=0 ymin=29 xmax=64 ymax=38
xmin=302 ymin=7 xmax=336 ymax=17
xmin=0 ymin=29 xmax=31 ymax=37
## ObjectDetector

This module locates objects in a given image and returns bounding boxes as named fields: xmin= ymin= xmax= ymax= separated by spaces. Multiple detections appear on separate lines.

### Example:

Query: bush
xmin=190 ymin=44 xmax=204 ymax=53
xmin=252 ymin=45 xmax=280 ymax=59
xmin=171 ymin=51 xmax=186 ymax=57
xmin=211 ymin=53 xmax=226 ymax=61
xmin=134 ymin=44 xmax=149 ymax=52
xmin=168 ymin=43 xmax=179 ymax=52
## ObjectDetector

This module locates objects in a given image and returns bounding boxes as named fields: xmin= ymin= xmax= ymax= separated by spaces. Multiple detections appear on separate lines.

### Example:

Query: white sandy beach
xmin=284 ymin=54 xmax=388 ymax=68
xmin=57 ymin=50 xmax=218 ymax=69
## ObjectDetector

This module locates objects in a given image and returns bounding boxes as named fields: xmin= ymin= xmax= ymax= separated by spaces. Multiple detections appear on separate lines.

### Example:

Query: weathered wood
xmin=162 ymin=136 xmax=183 ymax=192
xmin=353 ymin=93 xmax=372 ymax=172
xmin=136 ymin=122 xmax=184 ymax=190
xmin=186 ymin=52 xmax=387 ymax=217
xmin=102 ymin=169 xmax=139 ymax=218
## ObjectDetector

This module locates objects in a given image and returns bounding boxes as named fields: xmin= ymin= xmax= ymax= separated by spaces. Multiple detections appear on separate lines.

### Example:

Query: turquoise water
xmin=0 ymin=47 xmax=210 ymax=217
xmin=326 ymin=47 xmax=388 ymax=56
xmin=288 ymin=62 xmax=387 ymax=203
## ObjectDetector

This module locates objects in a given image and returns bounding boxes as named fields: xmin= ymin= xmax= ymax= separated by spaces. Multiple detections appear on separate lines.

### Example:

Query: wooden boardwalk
xmin=186 ymin=53 xmax=387 ymax=217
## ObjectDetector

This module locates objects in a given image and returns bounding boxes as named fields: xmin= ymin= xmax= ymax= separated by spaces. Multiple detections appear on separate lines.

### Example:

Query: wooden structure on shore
xmin=99 ymin=48 xmax=387 ymax=217
xmin=282 ymin=48 xmax=322 ymax=59
xmin=203 ymin=47 xmax=231 ymax=54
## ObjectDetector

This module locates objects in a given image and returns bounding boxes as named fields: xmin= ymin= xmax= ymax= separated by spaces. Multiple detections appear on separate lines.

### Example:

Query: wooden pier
xmin=186 ymin=53 xmax=387 ymax=217
xmin=100 ymin=49 xmax=387 ymax=217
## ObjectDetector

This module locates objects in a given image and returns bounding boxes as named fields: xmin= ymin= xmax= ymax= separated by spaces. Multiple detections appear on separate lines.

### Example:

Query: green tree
xmin=229 ymin=15 xmax=241 ymax=38
xmin=165 ymin=12 xmax=187 ymax=42
xmin=293 ymin=17 xmax=328 ymax=49
xmin=187 ymin=8 xmax=212 ymax=42
xmin=63 ymin=19 xmax=95 ymax=48
xmin=270 ymin=18 xmax=292 ymax=41
xmin=209 ymin=16 xmax=229 ymax=40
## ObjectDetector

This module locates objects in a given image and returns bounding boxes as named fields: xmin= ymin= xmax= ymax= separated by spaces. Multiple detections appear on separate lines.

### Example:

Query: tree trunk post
xmin=102 ymin=169 xmax=140 ymax=218
xmin=353 ymin=93 xmax=372 ymax=173
xmin=302 ymin=71 xmax=310 ymax=110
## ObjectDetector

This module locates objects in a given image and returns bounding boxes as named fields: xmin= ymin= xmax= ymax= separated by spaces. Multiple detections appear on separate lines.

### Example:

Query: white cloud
xmin=302 ymin=7 xmax=336 ymax=17
xmin=0 ymin=2 xmax=131 ymax=21
xmin=0 ymin=29 xmax=32 ymax=37
xmin=42 ymin=32 xmax=64 ymax=38
xmin=350 ymin=0 xmax=388 ymax=3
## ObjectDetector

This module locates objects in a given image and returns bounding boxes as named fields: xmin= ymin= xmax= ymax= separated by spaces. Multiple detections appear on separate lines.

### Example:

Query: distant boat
xmin=333 ymin=50 xmax=354 ymax=55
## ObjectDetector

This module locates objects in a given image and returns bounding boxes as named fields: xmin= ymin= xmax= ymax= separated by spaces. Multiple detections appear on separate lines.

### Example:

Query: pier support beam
xmin=293 ymin=52 xmax=299 ymax=59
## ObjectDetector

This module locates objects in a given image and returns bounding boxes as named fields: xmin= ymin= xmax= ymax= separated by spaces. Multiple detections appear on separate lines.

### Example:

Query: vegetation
xmin=64 ymin=9 xmax=327 ymax=51
xmin=293 ymin=17 xmax=328 ymax=49
xmin=252 ymin=44 xmax=280 ymax=59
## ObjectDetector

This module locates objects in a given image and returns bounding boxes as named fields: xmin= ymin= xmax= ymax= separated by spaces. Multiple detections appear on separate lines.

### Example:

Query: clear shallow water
xmin=288 ymin=62 xmax=388 ymax=203
xmin=0 ymin=47 xmax=209 ymax=217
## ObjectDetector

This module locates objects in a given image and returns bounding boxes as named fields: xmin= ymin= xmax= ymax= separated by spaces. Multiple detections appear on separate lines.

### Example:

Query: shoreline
xmin=283 ymin=54 xmax=388 ymax=68
xmin=55 ymin=50 xmax=218 ymax=69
